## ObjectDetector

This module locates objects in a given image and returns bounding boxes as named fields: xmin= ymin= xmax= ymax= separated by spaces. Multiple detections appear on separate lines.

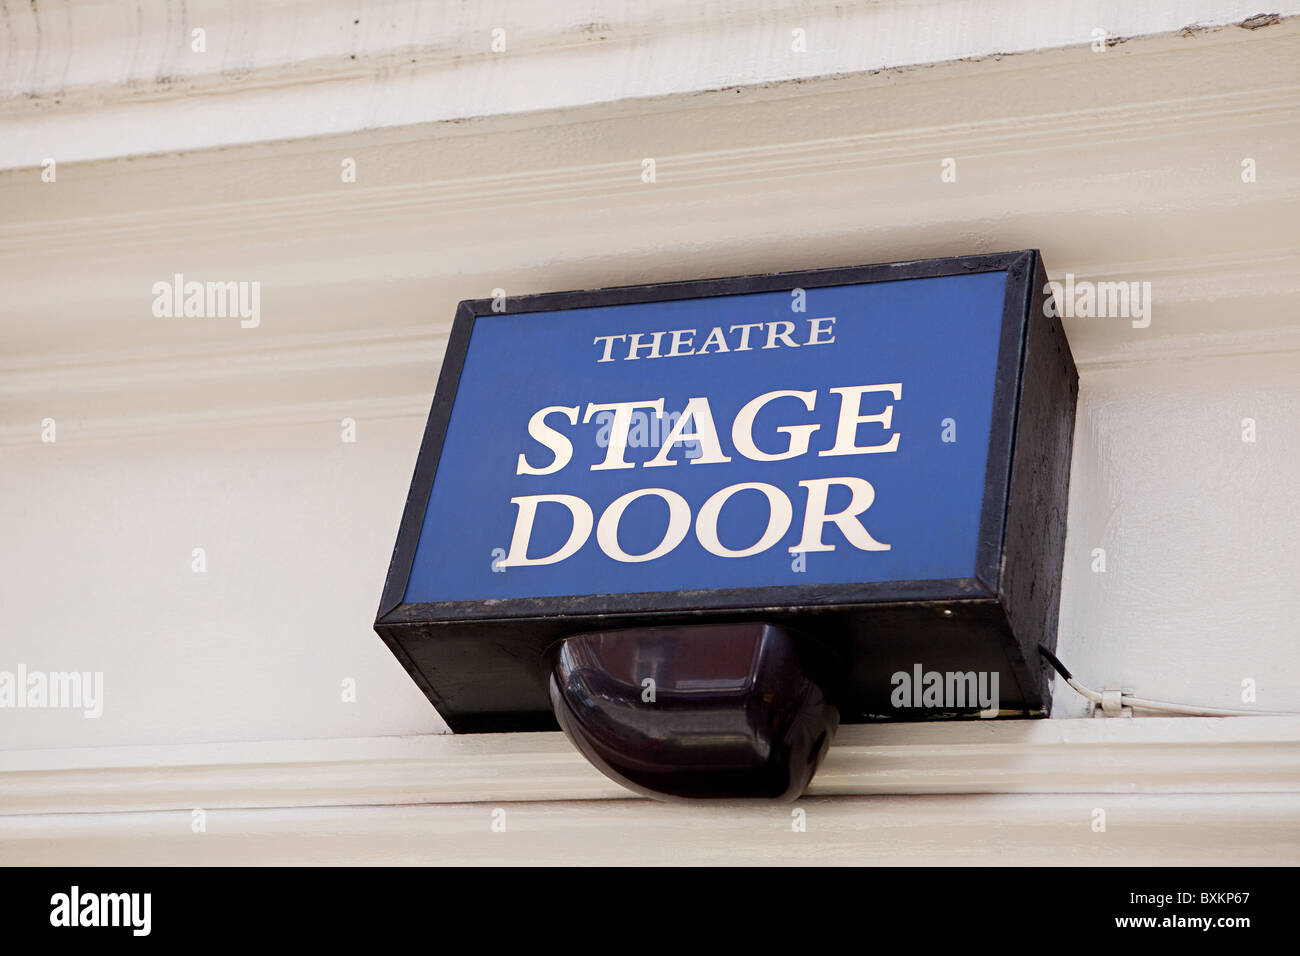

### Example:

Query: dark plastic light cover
xmin=547 ymin=623 xmax=839 ymax=801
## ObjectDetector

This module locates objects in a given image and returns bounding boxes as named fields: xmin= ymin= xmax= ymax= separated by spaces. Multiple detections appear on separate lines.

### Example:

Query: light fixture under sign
xmin=374 ymin=251 xmax=1077 ymax=800
xmin=547 ymin=623 xmax=839 ymax=801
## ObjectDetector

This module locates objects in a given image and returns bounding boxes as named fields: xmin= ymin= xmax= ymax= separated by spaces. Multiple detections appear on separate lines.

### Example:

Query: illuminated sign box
xmin=376 ymin=251 xmax=1077 ymax=732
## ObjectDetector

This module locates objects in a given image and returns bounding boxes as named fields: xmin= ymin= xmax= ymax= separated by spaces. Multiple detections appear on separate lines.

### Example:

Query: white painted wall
xmin=1 ymin=420 xmax=446 ymax=748
xmin=1057 ymin=352 xmax=1300 ymax=717
xmin=6 ymin=12 xmax=1298 ymax=748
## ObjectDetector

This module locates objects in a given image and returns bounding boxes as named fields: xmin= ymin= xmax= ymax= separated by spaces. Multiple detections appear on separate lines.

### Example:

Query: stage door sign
xmin=375 ymin=251 xmax=1077 ymax=732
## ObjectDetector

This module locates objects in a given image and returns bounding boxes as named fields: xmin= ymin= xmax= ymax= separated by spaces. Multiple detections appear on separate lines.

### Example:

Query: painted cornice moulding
xmin=5 ymin=85 xmax=1298 ymax=261
xmin=3 ymin=717 xmax=1299 ymax=817
xmin=2 ymin=252 xmax=1297 ymax=447
xmin=3 ymin=1 xmax=1295 ymax=168
xmin=2 ymin=20 xmax=1297 ymax=445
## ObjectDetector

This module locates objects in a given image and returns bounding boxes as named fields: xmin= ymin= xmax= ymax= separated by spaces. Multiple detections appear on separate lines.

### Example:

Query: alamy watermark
xmin=50 ymin=886 xmax=150 ymax=936
xmin=0 ymin=665 xmax=103 ymax=718
xmin=891 ymin=663 xmax=999 ymax=717
xmin=151 ymin=273 xmax=260 ymax=328
xmin=593 ymin=408 xmax=703 ymax=459
xmin=1044 ymin=274 xmax=1151 ymax=328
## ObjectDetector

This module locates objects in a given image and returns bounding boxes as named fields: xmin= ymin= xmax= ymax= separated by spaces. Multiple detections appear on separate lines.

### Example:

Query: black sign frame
xmin=375 ymin=250 xmax=1077 ymax=732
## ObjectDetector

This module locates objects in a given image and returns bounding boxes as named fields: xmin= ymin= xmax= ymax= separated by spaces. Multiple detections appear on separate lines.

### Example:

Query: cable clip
xmin=1095 ymin=687 xmax=1132 ymax=718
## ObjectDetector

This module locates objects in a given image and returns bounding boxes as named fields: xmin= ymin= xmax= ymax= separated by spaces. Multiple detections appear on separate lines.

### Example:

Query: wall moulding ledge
xmin=2 ymin=19 xmax=1297 ymax=444
xmin=5 ymin=38 xmax=1299 ymax=253
xmin=2 ymin=2 xmax=1294 ymax=168
xmin=1 ymin=248 xmax=1298 ymax=446
xmin=2 ymin=718 xmax=1298 ymax=818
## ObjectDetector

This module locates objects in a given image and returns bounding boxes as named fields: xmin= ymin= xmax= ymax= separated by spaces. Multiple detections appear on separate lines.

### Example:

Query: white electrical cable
xmin=1118 ymin=695 xmax=1300 ymax=717
xmin=1038 ymin=645 xmax=1300 ymax=717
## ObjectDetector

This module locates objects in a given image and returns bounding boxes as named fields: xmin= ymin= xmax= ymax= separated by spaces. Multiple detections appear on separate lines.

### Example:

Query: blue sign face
xmin=403 ymin=271 xmax=1010 ymax=605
